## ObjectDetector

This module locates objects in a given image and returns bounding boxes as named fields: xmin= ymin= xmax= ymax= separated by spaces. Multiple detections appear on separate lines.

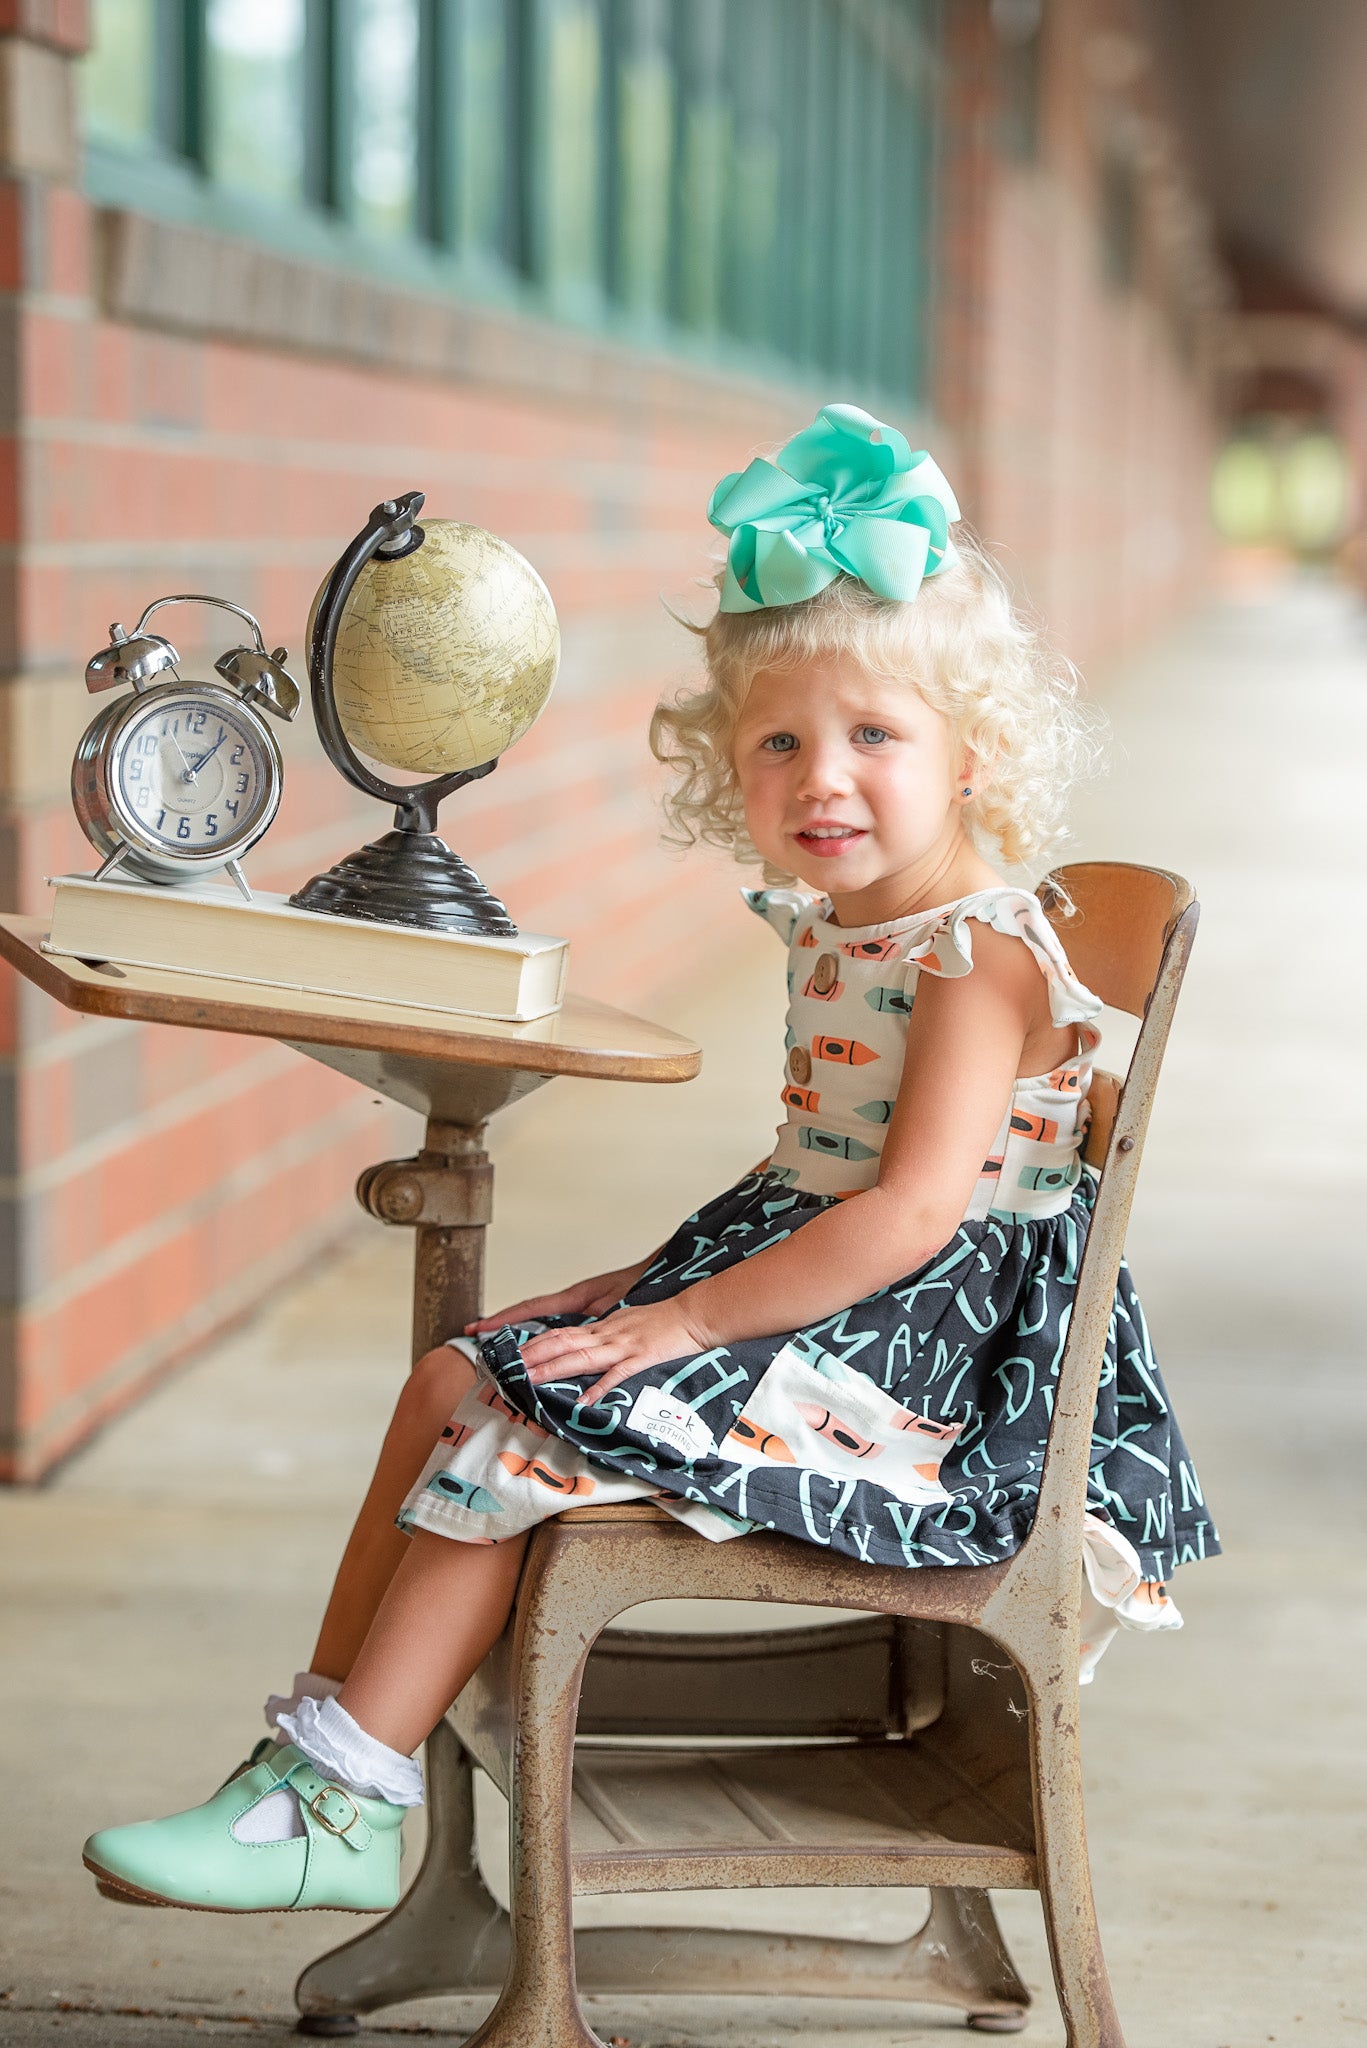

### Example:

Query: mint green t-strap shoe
xmin=82 ymin=1743 xmax=403 ymax=1914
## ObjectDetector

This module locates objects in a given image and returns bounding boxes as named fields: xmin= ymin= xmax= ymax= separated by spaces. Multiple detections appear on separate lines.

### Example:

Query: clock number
xmin=176 ymin=815 xmax=192 ymax=840
xmin=127 ymin=759 xmax=142 ymax=783
xmin=134 ymin=787 xmax=150 ymax=808
xmin=186 ymin=710 xmax=207 ymax=735
xmin=229 ymin=744 xmax=244 ymax=765
xmin=225 ymin=799 xmax=240 ymax=819
xmin=204 ymin=812 xmax=218 ymax=838
xmin=234 ymin=772 xmax=249 ymax=794
xmin=139 ymin=734 xmax=157 ymax=756
xmin=155 ymin=808 xmax=166 ymax=830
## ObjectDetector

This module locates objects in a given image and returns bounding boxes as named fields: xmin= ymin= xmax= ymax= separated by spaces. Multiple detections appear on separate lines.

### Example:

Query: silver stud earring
xmin=961 ymin=784 xmax=973 ymax=797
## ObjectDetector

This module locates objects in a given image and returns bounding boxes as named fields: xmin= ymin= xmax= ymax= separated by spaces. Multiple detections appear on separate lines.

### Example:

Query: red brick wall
xmin=0 ymin=1 xmax=1227 ymax=1479
xmin=0 ymin=169 xmax=809 ymax=1478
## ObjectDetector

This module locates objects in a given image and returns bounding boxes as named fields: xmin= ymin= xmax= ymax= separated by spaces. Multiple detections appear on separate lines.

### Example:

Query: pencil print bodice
xmin=744 ymin=884 xmax=1104 ymax=1211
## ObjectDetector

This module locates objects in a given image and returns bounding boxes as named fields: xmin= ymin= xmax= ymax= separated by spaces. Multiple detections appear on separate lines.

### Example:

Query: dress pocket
xmin=719 ymin=1340 xmax=963 ymax=1505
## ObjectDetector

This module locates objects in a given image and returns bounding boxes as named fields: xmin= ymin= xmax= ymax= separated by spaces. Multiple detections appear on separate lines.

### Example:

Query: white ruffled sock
xmin=231 ymin=1691 xmax=424 ymax=1845
xmin=263 ymin=1668 xmax=343 ymax=1733
xmin=276 ymin=1695 xmax=425 ymax=1808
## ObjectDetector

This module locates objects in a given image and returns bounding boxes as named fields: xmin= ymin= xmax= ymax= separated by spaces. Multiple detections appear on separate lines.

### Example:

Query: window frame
xmin=82 ymin=0 xmax=943 ymax=414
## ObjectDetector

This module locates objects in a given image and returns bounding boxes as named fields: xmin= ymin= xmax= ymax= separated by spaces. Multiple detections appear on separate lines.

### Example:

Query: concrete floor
xmin=2 ymin=571 xmax=1365 ymax=2046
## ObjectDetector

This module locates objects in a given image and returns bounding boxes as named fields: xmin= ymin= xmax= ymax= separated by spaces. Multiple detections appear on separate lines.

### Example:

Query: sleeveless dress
xmin=399 ymin=885 xmax=1218 ymax=1678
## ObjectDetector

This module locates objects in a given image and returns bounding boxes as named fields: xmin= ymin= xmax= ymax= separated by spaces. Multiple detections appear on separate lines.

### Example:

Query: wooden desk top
xmin=0 ymin=914 xmax=700 ymax=1088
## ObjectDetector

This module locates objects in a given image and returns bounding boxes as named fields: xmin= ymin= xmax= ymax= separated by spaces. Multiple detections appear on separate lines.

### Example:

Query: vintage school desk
xmin=0 ymin=913 xmax=699 ymax=1358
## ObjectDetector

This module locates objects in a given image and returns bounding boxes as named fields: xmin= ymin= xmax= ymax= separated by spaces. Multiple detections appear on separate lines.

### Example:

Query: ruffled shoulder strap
xmin=741 ymin=885 xmax=815 ymax=947
xmin=901 ymin=887 xmax=1103 ymax=1030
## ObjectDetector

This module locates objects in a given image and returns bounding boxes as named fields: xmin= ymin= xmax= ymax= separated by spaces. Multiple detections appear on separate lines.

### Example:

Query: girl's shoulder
xmin=740 ymin=885 xmax=814 ymax=947
xmin=741 ymin=882 xmax=1102 ymax=1029
xmin=902 ymin=887 xmax=1104 ymax=1030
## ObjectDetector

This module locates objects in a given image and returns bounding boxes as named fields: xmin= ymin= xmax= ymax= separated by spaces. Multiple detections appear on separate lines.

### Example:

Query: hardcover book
xmin=43 ymin=875 xmax=568 ymax=1023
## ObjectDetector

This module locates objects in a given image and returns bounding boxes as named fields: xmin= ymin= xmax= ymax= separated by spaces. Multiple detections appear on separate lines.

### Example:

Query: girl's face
xmin=731 ymin=649 xmax=973 ymax=918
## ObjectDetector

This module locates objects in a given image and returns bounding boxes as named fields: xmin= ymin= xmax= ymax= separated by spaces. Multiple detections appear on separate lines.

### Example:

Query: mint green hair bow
xmin=707 ymin=403 xmax=961 ymax=614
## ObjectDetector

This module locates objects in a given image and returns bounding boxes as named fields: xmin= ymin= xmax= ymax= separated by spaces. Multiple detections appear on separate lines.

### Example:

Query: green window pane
xmin=830 ymin=19 xmax=865 ymax=379
xmin=769 ymin=0 xmax=813 ymax=364
xmin=456 ymin=0 xmax=511 ymax=260
xmin=612 ymin=0 xmax=673 ymax=318
xmin=353 ymin=0 xmax=421 ymax=238
xmin=545 ymin=0 xmax=605 ymax=297
xmin=718 ymin=0 xmax=778 ymax=350
xmin=206 ymin=0 xmax=306 ymax=203
xmin=84 ymin=0 xmax=158 ymax=149
xmin=672 ymin=0 xmax=727 ymax=333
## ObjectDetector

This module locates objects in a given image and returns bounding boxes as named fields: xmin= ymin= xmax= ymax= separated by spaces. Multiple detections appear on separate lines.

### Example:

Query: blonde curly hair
xmin=649 ymin=530 xmax=1101 ymax=880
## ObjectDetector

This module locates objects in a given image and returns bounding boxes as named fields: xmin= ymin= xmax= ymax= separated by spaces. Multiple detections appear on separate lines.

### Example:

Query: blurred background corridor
xmin=0 ymin=2 xmax=1364 ymax=2042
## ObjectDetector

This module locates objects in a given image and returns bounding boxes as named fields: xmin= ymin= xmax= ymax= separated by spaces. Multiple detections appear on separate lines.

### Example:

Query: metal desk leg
xmin=352 ymin=1117 xmax=494 ymax=1362
xmin=298 ymin=1116 xmax=502 ymax=2038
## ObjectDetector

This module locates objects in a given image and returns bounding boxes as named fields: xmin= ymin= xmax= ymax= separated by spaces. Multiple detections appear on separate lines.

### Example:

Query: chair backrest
xmin=1014 ymin=861 xmax=1198 ymax=1594
xmin=1038 ymin=862 xmax=1192 ymax=1017
xmin=1040 ymin=862 xmax=1194 ymax=1167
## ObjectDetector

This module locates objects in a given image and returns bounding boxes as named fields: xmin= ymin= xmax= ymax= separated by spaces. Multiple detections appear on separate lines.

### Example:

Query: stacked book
xmin=43 ymin=875 xmax=568 ymax=1023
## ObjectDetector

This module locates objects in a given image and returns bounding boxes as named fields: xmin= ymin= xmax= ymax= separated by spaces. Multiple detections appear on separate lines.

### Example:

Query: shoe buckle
xmin=309 ymin=1784 xmax=361 ymax=1838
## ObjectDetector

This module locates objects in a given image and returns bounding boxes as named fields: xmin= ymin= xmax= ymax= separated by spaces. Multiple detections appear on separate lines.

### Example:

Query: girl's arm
xmin=681 ymin=925 xmax=1041 ymax=1341
xmin=522 ymin=927 xmax=1044 ymax=1398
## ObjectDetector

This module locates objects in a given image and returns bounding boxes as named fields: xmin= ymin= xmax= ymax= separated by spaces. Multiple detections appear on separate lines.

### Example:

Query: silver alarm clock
xmin=74 ymin=594 xmax=300 ymax=901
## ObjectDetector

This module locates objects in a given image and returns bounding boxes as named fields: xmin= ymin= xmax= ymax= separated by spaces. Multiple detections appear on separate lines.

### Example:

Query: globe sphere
xmin=316 ymin=519 xmax=560 ymax=777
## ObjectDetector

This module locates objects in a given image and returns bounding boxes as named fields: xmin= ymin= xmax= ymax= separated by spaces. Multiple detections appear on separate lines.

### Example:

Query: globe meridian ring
xmin=313 ymin=519 xmax=560 ymax=780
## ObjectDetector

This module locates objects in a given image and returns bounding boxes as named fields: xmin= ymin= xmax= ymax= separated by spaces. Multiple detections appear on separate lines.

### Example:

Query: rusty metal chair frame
xmin=297 ymin=862 xmax=1198 ymax=2048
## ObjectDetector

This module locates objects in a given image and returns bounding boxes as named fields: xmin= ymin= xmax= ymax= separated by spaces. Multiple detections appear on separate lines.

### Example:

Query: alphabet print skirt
xmin=399 ymin=1167 xmax=1219 ymax=1673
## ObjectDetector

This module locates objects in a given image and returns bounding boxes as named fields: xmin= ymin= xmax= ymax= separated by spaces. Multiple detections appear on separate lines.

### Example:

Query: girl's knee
xmin=396 ymin=1344 xmax=476 ymax=1432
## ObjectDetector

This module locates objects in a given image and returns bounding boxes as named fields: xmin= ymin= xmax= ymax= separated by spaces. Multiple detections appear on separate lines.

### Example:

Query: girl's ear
xmin=952 ymin=749 xmax=988 ymax=805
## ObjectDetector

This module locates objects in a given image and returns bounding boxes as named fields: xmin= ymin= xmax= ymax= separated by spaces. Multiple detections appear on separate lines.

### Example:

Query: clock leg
xmin=225 ymin=858 xmax=253 ymax=903
xmin=94 ymin=841 xmax=132 ymax=882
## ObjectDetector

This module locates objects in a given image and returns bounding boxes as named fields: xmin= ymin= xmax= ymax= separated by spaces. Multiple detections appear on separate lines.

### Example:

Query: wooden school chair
xmin=295 ymin=861 xmax=1198 ymax=2048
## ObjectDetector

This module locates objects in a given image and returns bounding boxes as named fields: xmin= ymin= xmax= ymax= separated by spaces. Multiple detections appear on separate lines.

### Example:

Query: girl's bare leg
xmin=338 ymin=1527 xmax=530 ymax=1756
xmin=309 ymin=1346 xmax=479 ymax=1682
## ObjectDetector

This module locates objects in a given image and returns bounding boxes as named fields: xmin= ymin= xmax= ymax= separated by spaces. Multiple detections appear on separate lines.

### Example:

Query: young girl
xmin=82 ymin=404 xmax=1217 ymax=1916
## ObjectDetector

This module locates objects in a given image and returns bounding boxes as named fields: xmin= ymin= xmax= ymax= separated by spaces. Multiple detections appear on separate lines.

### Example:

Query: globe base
xmin=288 ymin=828 xmax=518 ymax=937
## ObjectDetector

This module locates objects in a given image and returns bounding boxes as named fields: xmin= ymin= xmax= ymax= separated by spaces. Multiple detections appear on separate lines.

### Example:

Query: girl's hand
xmin=520 ymin=1299 xmax=708 ymax=1404
xmin=464 ymin=1258 xmax=654 ymax=1337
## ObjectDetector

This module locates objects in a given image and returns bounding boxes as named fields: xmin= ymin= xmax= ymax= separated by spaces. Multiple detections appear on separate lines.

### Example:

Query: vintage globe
xmin=316 ymin=519 xmax=560 ymax=777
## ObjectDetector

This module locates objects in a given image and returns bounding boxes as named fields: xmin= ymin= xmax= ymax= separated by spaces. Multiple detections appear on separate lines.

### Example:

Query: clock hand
xmin=186 ymin=732 xmax=228 ymax=774
xmin=163 ymin=729 xmax=198 ymax=784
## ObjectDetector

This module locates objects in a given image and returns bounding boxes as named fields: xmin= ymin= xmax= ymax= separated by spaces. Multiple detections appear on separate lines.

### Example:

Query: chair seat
xmin=569 ymin=1737 xmax=1037 ymax=1894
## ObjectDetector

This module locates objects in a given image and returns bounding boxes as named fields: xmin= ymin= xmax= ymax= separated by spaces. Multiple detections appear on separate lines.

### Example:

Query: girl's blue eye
xmin=855 ymin=725 xmax=890 ymax=745
xmin=761 ymin=733 xmax=797 ymax=753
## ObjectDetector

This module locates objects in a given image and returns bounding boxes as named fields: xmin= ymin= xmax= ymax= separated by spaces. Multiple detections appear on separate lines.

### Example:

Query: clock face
xmin=108 ymin=690 xmax=276 ymax=857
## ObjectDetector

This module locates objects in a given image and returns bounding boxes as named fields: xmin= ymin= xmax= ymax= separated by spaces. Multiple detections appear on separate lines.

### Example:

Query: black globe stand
xmin=289 ymin=490 xmax=518 ymax=937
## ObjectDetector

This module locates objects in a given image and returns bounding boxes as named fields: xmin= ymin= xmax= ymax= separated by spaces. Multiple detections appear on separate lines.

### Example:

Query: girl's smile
xmin=731 ymin=649 xmax=994 ymax=924
xmin=793 ymin=820 xmax=868 ymax=858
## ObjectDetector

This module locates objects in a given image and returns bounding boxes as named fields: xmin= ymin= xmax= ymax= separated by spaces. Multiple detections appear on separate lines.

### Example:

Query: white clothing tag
xmin=627 ymin=1386 xmax=716 ymax=1460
